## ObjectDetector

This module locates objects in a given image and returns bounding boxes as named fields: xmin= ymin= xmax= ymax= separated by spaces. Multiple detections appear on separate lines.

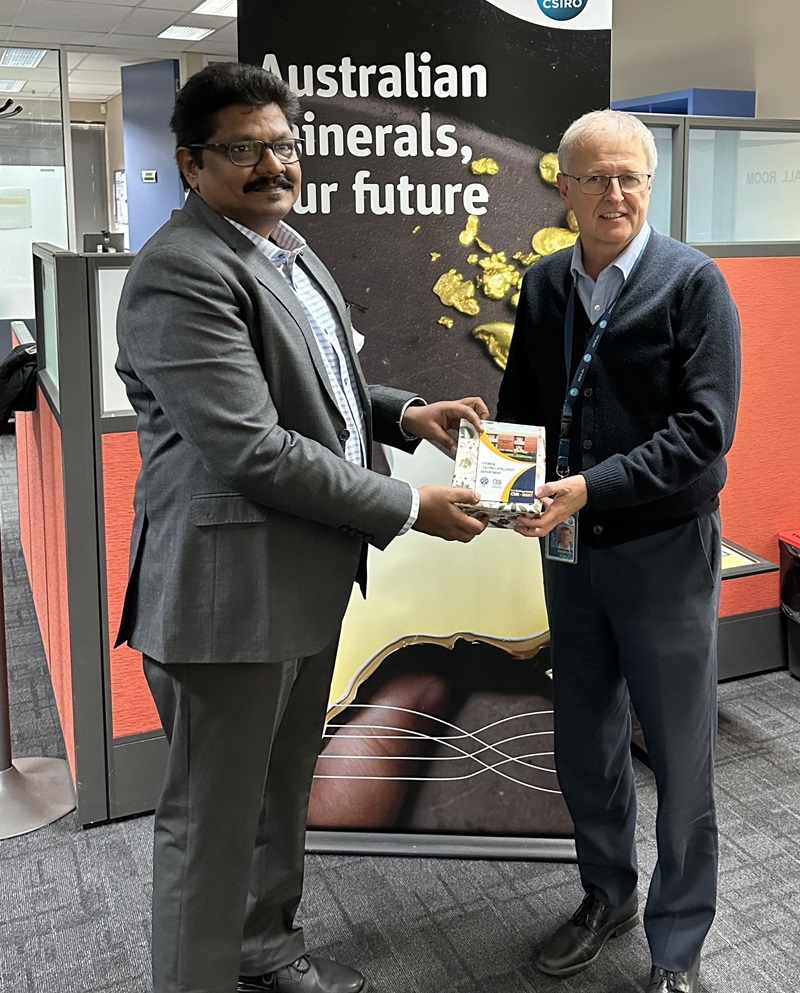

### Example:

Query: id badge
xmin=545 ymin=514 xmax=579 ymax=565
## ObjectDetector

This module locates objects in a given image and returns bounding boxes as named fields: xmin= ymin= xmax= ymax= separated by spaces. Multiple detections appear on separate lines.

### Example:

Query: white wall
xmin=105 ymin=93 xmax=125 ymax=232
xmin=611 ymin=0 xmax=800 ymax=120
xmin=71 ymin=101 xmax=106 ymax=123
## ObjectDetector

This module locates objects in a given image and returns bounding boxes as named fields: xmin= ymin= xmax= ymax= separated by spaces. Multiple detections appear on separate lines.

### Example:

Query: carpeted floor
xmin=1 ymin=431 xmax=799 ymax=993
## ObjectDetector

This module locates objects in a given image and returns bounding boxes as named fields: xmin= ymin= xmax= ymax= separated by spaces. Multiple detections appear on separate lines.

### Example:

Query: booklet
xmin=451 ymin=419 xmax=546 ymax=528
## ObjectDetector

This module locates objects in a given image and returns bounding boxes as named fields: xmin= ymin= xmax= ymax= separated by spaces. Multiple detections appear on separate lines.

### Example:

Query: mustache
xmin=243 ymin=175 xmax=295 ymax=194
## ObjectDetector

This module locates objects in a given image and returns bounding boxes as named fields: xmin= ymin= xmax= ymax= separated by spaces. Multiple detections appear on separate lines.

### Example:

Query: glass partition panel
xmin=646 ymin=126 xmax=674 ymax=237
xmin=96 ymin=264 xmax=133 ymax=416
xmin=0 ymin=48 xmax=69 ymax=324
xmin=687 ymin=127 xmax=800 ymax=243
xmin=40 ymin=254 xmax=59 ymax=390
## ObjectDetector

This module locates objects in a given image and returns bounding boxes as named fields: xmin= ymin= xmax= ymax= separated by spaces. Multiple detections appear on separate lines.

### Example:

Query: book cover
xmin=451 ymin=418 xmax=546 ymax=528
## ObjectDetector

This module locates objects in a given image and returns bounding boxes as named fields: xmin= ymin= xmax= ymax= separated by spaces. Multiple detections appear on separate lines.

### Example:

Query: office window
xmin=646 ymin=126 xmax=674 ymax=238
xmin=687 ymin=127 xmax=800 ymax=243
xmin=0 ymin=48 xmax=69 ymax=325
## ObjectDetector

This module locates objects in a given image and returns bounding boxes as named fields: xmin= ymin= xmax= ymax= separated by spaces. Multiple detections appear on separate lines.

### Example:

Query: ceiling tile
xmin=68 ymin=80 xmax=118 ymax=96
xmin=70 ymin=68 xmax=124 ymax=84
xmin=111 ymin=6 xmax=177 ymax=34
xmin=52 ymin=0 xmax=143 ymax=6
xmin=203 ymin=19 xmax=234 ymax=41
xmin=16 ymin=0 xmax=130 ymax=32
xmin=8 ymin=26 xmax=108 ymax=45
xmin=140 ymin=0 xmax=206 ymax=11
xmin=189 ymin=38 xmax=235 ymax=55
xmin=97 ymin=31 xmax=187 ymax=54
xmin=0 ymin=63 xmax=58 ymax=84
xmin=0 ymin=0 xmax=23 ymax=23
xmin=72 ymin=52 xmax=155 ymax=70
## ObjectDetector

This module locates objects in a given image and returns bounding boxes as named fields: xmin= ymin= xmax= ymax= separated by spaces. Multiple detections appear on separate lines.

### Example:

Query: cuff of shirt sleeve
xmin=398 ymin=484 xmax=419 ymax=535
xmin=399 ymin=396 xmax=426 ymax=441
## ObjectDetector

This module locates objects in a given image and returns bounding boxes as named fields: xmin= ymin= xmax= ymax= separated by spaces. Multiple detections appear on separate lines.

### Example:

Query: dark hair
xmin=171 ymin=61 xmax=300 ymax=170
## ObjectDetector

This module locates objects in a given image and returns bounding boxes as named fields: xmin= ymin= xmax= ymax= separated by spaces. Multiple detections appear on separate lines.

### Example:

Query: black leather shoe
xmin=238 ymin=955 xmax=367 ymax=993
xmin=535 ymin=891 xmax=639 ymax=976
xmin=647 ymin=958 xmax=700 ymax=993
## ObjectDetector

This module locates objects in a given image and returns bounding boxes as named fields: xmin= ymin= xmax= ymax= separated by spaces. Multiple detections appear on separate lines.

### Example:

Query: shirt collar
xmin=570 ymin=221 xmax=652 ymax=283
xmin=224 ymin=216 xmax=307 ymax=268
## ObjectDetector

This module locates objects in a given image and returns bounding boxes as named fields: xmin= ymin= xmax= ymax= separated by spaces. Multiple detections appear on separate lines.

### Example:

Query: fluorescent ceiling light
xmin=192 ymin=0 xmax=236 ymax=16
xmin=158 ymin=24 xmax=215 ymax=40
xmin=0 ymin=49 xmax=47 ymax=68
xmin=0 ymin=79 xmax=25 ymax=92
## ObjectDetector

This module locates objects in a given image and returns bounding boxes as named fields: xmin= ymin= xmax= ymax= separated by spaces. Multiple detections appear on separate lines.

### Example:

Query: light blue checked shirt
xmin=226 ymin=217 xmax=419 ymax=532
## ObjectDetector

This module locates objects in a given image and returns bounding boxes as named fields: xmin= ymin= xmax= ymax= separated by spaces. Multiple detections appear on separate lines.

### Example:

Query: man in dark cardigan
xmin=498 ymin=109 xmax=740 ymax=993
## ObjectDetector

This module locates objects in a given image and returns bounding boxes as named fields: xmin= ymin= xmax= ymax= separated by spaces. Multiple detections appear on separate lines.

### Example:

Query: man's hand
xmin=514 ymin=474 xmax=588 ymax=538
xmin=402 ymin=396 xmax=489 ymax=454
xmin=413 ymin=486 xmax=487 ymax=542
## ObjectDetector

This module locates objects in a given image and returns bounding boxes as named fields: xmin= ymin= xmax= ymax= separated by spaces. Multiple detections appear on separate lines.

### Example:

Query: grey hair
xmin=557 ymin=109 xmax=658 ymax=175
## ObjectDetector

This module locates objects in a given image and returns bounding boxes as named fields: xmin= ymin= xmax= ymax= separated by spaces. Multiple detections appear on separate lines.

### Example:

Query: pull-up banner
xmin=238 ymin=0 xmax=611 ymax=853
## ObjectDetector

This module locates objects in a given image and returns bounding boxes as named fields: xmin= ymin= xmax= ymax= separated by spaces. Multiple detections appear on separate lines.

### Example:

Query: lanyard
xmin=556 ymin=240 xmax=648 ymax=478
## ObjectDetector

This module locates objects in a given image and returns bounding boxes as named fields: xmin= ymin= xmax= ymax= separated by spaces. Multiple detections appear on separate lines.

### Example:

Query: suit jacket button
xmin=583 ymin=387 xmax=593 ymax=397
xmin=364 ymin=533 xmax=374 ymax=543
xmin=338 ymin=524 xmax=349 ymax=534
xmin=339 ymin=428 xmax=350 ymax=442
xmin=582 ymin=439 xmax=593 ymax=450
xmin=593 ymin=524 xmax=603 ymax=535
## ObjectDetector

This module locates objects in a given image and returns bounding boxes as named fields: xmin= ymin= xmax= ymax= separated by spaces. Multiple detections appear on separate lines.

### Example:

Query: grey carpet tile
xmin=3 ymin=431 xmax=800 ymax=991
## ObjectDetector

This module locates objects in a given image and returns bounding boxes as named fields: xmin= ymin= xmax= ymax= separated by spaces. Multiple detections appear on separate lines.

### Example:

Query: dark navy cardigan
xmin=497 ymin=230 xmax=741 ymax=546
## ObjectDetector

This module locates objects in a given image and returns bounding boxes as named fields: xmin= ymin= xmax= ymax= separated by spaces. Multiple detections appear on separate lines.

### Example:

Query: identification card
xmin=544 ymin=514 xmax=579 ymax=565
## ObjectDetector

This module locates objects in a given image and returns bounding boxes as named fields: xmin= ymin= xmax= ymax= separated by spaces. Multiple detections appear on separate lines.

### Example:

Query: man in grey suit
xmin=115 ymin=62 xmax=488 ymax=993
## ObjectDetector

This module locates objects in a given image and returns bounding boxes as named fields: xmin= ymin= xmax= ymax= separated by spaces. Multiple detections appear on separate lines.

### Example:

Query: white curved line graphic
xmin=316 ymin=704 xmax=561 ymax=792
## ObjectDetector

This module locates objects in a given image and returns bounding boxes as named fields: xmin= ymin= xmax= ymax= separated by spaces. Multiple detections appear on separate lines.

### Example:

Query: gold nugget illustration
xmin=429 ymin=150 xmax=579 ymax=368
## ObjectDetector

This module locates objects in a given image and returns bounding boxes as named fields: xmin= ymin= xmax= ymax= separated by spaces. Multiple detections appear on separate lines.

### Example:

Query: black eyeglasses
xmin=187 ymin=138 xmax=304 ymax=167
xmin=563 ymin=173 xmax=651 ymax=194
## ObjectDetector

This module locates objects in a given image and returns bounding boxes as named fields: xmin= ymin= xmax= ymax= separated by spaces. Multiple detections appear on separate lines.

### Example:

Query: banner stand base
xmin=306 ymin=830 xmax=576 ymax=862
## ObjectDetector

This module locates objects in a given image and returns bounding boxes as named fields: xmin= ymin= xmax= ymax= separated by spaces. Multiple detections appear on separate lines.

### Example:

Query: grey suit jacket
xmin=115 ymin=191 xmax=417 ymax=665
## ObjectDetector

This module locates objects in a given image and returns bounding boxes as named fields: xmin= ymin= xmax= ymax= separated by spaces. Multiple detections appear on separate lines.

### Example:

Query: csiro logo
xmin=537 ymin=0 xmax=588 ymax=21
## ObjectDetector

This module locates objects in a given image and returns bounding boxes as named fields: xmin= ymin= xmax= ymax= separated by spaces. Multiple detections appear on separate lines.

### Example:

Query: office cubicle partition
xmin=16 ymin=245 xmax=163 ymax=826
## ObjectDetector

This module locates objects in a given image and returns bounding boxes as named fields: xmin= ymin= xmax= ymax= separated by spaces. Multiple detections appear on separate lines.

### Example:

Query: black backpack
xmin=0 ymin=343 xmax=37 ymax=428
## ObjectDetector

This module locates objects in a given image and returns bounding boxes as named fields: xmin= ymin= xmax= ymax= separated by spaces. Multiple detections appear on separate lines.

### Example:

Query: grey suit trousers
xmin=143 ymin=639 xmax=338 ymax=993
xmin=542 ymin=511 xmax=721 ymax=973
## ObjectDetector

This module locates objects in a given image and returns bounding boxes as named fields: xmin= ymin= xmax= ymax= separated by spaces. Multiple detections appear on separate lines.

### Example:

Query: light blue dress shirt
xmin=570 ymin=222 xmax=652 ymax=322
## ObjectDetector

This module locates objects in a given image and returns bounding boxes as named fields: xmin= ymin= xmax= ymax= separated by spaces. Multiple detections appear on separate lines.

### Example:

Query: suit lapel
xmin=181 ymin=193 xmax=341 ymax=412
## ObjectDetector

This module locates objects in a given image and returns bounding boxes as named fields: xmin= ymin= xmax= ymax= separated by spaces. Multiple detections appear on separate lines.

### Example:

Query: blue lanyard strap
xmin=556 ymin=241 xmax=648 ymax=478
xmin=556 ymin=291 xmax=613 ymax=477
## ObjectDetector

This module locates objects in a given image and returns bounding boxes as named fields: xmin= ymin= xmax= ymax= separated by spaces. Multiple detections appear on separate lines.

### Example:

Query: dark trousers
xmin=543 ymin=512 xmax=721 ymax=972
xmin=143 ymin=639 xmax=338 ymax=993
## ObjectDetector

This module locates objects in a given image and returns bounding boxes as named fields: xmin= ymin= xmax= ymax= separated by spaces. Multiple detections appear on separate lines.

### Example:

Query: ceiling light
xmin=0 ymin=49 xmax=47 ymax=68
xmin=192 ymin=0 xmax=236 ymax=16
xmin=158 ymin=25 xmax=215 ymax=41
xmin=0 ymin=79 xmax=25 ymax=92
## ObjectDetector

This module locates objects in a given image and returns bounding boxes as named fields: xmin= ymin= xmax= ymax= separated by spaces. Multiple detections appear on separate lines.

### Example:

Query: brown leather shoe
xmin=535 ymin=891 xmax=639 ymax=976
xmin=238 ymin=955 xmax=366 ymax=993
xmin=647 ymin=957 xmax=700 ymax=993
